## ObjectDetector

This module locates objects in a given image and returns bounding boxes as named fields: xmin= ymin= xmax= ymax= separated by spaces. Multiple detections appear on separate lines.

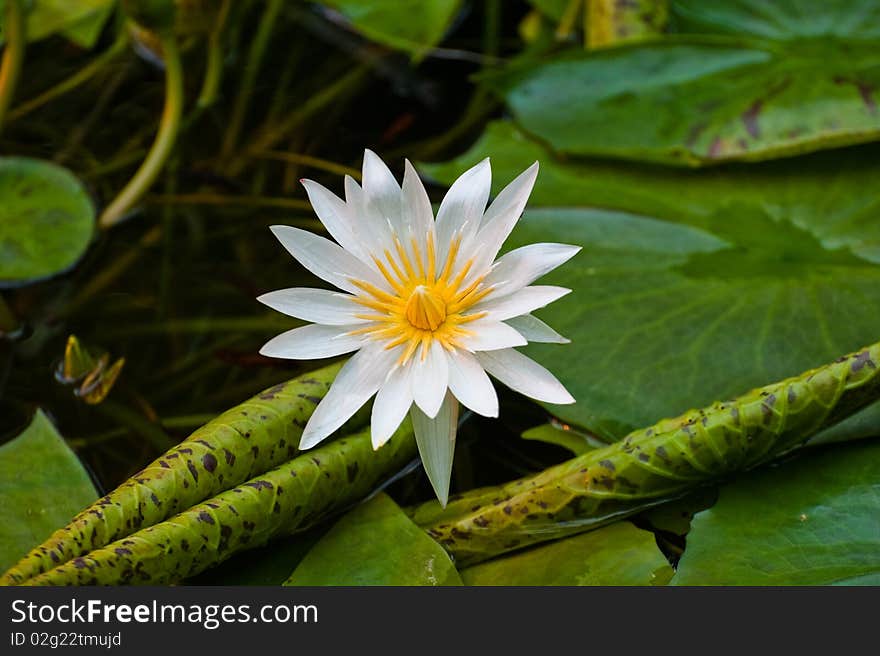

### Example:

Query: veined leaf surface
xmin=285 ymin=493 xmax=461 ymax=586
xmin=674 ymin=438 xmax=880 ymax=585
xmin=487 ymin=0 xmax=880 ymax=165
xmin=461 ymin=521 xmax=670 ymax=586
xmin=0 ymin=157 xmax=94 ymax=288
xmin=0 ymin=410 xmax=97 ymax=573
xmin=425 ymin=122 xmax=880 ymax=440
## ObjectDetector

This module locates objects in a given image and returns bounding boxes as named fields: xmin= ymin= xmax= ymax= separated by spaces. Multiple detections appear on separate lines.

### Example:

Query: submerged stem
xmin=196 ymin=0 xmax=231 ymax=109
xmin=0 ymin=0 xmax=25 ymax=134
xmin=98 ymin=32 xmax=184 ymax=229
xmin=8 ymin=34 xmax=129 ymax=122
xmin=218 ymin=0 xmax=283 ymax=163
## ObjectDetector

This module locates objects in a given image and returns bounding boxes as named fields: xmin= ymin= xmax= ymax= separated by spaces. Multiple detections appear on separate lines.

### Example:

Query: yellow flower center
xmin=346 ymin=232 xmax=491 ymax=365
xmin=405 ymin=285 xmax=446 ymax=331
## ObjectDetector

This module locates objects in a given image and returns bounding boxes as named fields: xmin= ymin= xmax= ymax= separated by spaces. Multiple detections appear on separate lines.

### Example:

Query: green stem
xmin=227 ymin=63 xmax=372 ymax=177
xmin=218 ymin=0 xmax=282 ymax=163
xmin=7 ymin=34 xmax=129 ymax=122
xmin=0 ymin=0 xmax=25 ymax=134
xmin=98 ymin=32 xmax=184 ymax=229
xmin=195 ymin=0 xmax=231 ymax=109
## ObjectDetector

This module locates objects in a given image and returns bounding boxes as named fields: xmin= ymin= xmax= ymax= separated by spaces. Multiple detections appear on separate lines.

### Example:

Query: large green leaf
xmin=0 ymin=157 xmax=95 ymax=288
xmin=0 ymin=0 xmax=115 ymax=47
xmin=285 ymin=493 xmax=462 ymax=586
xmin=424 ymin=122 xmax=880 ymax=440
xmin=670 ymin=0 xmax=880 ymax=40
xmin=487 ymin=0 xmax=880 ymax=165
xmin=320 ymin=0 xmax=462 ymax=58
xmin=0 ymin=410 xmax=97 ymax=574
xmin=461 ymin=521 xmax=671 ymax=586
xmin=673 ymin=438 xmax=880 ymax=585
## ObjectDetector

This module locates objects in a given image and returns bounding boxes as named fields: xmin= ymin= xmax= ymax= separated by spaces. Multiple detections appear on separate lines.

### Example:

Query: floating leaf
xmin=189 ymin=526 xmax=329 ymax=585
xmin=424 ymin=122 xmax=880 ymax=440
xmin=461 ymin=521 xmax=669 ymax=586
xmin=0 ymin=157 xmax=94 ymax=288
xmin=486 ymin=0 xmax=880 ymax=165
xmin=674 ymin=438 xmax=880 ymax=585
xmin=1 ymin=362 xmax=348 ymax=585
xmin=411 ymin=341 xmax=880 ymax=565
xmin=320 ymin=0 xmax=462 ymax=58
xmin=22 ymin=422 xmax=417 ymax=585
xmin=0 ymin=410 xmax=97 ymax=573
xmin=285 ymin=493 xmax=461 ymax=586
xmin=0 ymin=0 xmax=115 ymax=46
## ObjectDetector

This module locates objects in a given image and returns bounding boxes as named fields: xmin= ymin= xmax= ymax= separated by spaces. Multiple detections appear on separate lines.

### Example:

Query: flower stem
xmin=98 ymin=32 xmax=184 ymax=229
xmin=218 ymin=0 xmax=283 ymax=163
xmin=8 ymin=33 xmax=129 ymax=122
xmin=0 ymin=0 xmax=25 ymax=135
xmin=195 ymin=0 xmax=231 ymax=109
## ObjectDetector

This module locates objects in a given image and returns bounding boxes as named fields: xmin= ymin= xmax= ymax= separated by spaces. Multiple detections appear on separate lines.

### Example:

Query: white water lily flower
xmin=258 ymin=150 xmax=577 ymax=505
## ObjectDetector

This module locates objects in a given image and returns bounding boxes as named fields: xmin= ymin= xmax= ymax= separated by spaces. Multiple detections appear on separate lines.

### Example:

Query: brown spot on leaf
xmin=202 ymin=453 xmax=218 ymax=473
xmin=851 ymin=350 xmax=876 ymax=372
xmin=742 ymin=100 xmax=762 ymax=138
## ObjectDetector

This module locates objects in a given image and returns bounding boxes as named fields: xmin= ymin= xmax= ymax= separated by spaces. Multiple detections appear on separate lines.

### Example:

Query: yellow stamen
xmin=394 ymin=236 xmax=417 ymax=281
xmin=371 ymin=255 xmax=405 ymax=294
xmin=438 ymin=235 xmax=461 ymax=285
xmin=349 ymin=226 xmax=495 ymax=359
xmin=426 ymin=232 xmax=436 ymax=281
xmin=411 ymin=236 xmax=426 ymax=279
xmin=405 ymin=285 xmax=447 ymax=331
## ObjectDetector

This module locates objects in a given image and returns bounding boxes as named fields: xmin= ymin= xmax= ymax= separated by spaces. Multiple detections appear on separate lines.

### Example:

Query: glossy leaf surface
xmin=674 ymin=438 xmax=880 ymax=585
xmin=286 ymin=493 xmax=461 ymax=586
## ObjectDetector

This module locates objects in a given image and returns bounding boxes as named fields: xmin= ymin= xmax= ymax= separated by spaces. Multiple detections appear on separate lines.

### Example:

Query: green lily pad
xmin=486 ymin=0 xmax=880 ymax=165
xmin=0 ymin=157 xmax=95 ymax=288
xmin=0 ymin=0 xmax=115 ymax=47
xmin=424 ymin=122 xmax=880 ymax=440
xmin=188 ymin=525 xmax=330 ymax=585
xmin=461 ymin=521 xmax=671 ymax=586
xmin=673 ymin=438 xmax=880 ymax=585
xmin=0 ymin=409 xmax=98 ymax=574
xmin=284 ymin=493 xmax=462 ymax=586
xmin=320 ymin=0 xmax=462 ymax=58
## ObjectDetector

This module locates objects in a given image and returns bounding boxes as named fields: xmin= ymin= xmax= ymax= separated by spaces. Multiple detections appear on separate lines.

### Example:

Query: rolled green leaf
xmin=23 ymin=422 xmax=416 ymax=586
xmin=412 ymin=341 xmax=880 ymax=566
xmin=2 ymin=362 xmax=345 ymax=586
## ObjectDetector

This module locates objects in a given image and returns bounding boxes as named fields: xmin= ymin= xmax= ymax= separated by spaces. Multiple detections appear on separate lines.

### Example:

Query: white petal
xmin=484 ymin=243 xmax=581 ymax=297
xmin=411 ymin=340 xmax=449 ymax=418
xmin=470 ymin=161 xmax=539 ymax=274
xmin=362 ymin=149 xmax=403 ymax=235
xmin=257 ymin=288 xmax=365 ymax=325
xmin=343 ymin=175 xmax=391 ymax=258
xmin=457 ymin=318 xmax=526 ymax=352
xmin=411 ymin=391 xmax=459 ymax=507
xmin=371 ymin=364 xmax=413 ymax=449
xmin=300 ymin=344 xmax=398 ymax=449
xmin=259 ymin=324 xmax=364 ymax=360
xmin=435 ymin=158 xmax=491 ymax=268
xmin=475 ymin=348 xmax=575 ymax=405
xmin=473 ymin=285 xmax=571 ymax=321
xmin=506 ymin=314 xmax=570 ymax=344
xmin=402 ymin=160 xmax=434 ymax=247
xmin=270 ymin=225 xmax=388 ymax=295
xmin=447 ymin=349 xmax=498 ymax=417
xmin=300 ymin=180 xmax=370 ymax=262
